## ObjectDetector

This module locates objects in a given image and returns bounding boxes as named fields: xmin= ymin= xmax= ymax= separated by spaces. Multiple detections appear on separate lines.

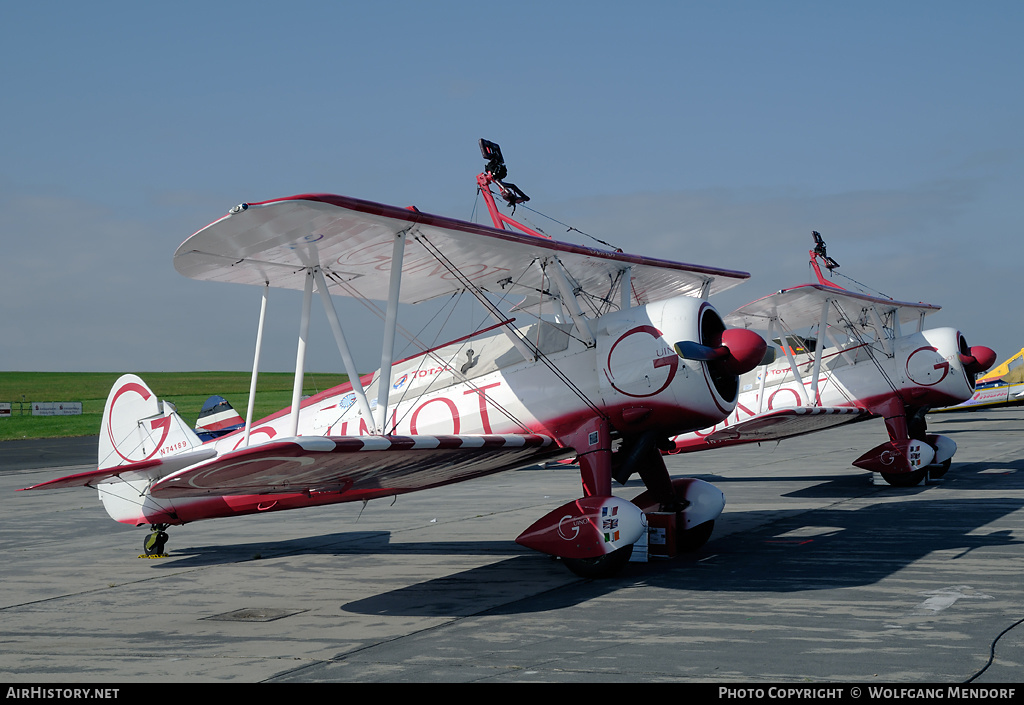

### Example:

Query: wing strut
xmin=866 ymin=305 xmax=894 ymax=357
xmin=314 ymin=267 xmax=375 ymax=428
xmin=698 ymin=278 xmax=712 ymax=299
xmin=808 ymin=296 xmax=831 ymax=406
xmin=824 ymin=325 xmax=858 ymax=366
xmin=242 ymin=282 xmax=269 ymax=447
xmin=756 ymin=318 xmax=772 ymax=414
xmin=374 ymin=230 xmax=408 ymax=434
xmin=773 ymin=316 xmax=811 ymax=406
xmin=619 ymin=266 xmax=632 ymax=310
xmin=546 ymin=257 xmax=596 ymax=347
xmin=289 ymin=268 xmax=315 ymax=437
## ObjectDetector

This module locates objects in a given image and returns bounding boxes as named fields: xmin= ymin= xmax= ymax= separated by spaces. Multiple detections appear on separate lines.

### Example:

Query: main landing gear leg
xmin=877 ymin=405 xmax=930 ymax=487
xmin=563 ymin=418 xmax=634 ymax=578
xmin=626 ymin=431 xmax=716 ymax=552
xmin=518 ymin=417 xmax=651 ymax=578
xmin=142 ymin=524 xmax=169 ymax=558
xmin=577 ymin=417 xmax=613 ymax=499
xmin=858 ymin=402 xmax=955 ymax=486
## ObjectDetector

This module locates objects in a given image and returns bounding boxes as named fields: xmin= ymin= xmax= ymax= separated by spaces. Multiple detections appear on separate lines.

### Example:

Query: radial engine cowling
xmin=675 ymin=310 xmax=767 ymax=401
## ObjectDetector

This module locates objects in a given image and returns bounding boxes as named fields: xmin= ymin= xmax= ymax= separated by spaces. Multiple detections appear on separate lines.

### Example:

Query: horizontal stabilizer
xmin=150 ymin=433 xmax=565 ymax=499
xmin=673 ymin=406 xmax=872 ymax=452
xmin=20 ymin=447 xmax=218 ymax=491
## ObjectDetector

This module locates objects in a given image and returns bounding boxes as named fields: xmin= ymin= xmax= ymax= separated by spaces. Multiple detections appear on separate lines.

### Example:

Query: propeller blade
xmin=674 ymin=329 xmax=767 ymax=376
xmin=673 ymin=341 xmax=726 ymax=362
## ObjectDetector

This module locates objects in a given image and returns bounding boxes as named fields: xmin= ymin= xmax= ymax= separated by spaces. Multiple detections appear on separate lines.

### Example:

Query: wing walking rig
xmin=23 ymin=140 xmax=768 ymax=577
xmin=670 ymin=232 xmax=996 ymax=487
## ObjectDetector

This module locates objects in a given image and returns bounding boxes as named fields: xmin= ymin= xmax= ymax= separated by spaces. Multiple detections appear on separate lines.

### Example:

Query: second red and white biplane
xmin=23 ymin=141 xmax=768 ymax=577
xmin=669 ymin=233 xmax=996 ymax=487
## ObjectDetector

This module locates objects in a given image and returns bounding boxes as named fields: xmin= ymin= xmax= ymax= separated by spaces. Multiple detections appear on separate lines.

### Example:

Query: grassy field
xmin=0 ymin=371 xmax=350 ymax=441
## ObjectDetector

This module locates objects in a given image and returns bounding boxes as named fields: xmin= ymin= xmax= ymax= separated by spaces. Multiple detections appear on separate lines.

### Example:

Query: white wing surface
xmin=173 ymin=194 xmax=750 ymax=308
xmin=725 ymin=283 xmax=940 ymax=331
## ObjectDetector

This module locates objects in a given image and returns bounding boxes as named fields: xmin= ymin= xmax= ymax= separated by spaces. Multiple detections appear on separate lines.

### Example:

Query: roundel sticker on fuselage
xmin=602 ymin=325 xmax=678 ymax=398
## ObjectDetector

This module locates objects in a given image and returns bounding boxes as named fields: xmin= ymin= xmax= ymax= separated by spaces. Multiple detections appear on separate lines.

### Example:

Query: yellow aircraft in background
xmin=932 ymin=348 xmax=1024 ymax=412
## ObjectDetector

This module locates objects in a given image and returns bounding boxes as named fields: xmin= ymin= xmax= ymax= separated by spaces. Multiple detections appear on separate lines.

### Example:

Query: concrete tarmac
xmin=1 ymin=408 xmax=1023 ymax=684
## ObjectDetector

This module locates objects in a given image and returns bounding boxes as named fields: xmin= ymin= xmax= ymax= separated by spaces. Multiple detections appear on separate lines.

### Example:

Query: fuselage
xmin=206 ymin=296 xmax=738 ymax=447
xmin=99 ymin=295 xmax=742 ymax=525
xmin=673 ymin=326 xmax=978 ymax=444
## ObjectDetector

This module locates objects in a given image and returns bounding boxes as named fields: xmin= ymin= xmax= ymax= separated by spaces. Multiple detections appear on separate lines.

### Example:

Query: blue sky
xmin=2 ymin=2 xmax=1021 ymax=375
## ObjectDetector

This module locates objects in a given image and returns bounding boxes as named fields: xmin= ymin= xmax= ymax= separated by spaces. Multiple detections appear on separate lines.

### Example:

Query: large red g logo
xmin=905 ymin=346 xmax=950 ymax=387
xmin=107 ymin=382 xmax=169 ymax=462
xmin=604 ymin=325 xmax=678 ymax=398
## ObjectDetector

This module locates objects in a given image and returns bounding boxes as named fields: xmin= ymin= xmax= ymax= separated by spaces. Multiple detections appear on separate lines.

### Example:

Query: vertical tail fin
xmin=98 ymin=374 xmax=202 ymax=469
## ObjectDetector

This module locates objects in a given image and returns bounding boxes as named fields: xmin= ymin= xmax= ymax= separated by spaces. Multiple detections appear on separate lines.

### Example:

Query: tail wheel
xmin=562 ymin=544 xmax=634 ymax=579
xmin=143 ymin=526 xmax=169 ymax=556
xmin=677 ymin=519 xmax=715 ymax=552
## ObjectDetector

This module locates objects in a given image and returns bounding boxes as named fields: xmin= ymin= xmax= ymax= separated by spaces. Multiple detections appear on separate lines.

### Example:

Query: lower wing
xmin=149 ymin=433 xmax=567 ymax=499
xmin=672 ymin=406 xmax=873 ymax=452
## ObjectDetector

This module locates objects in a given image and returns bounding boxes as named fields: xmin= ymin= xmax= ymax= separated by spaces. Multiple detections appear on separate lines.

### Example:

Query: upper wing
xmin=173 ymin=194 xmax=750 ymax=308
xmin=725 ymin=284 xmax=940 ymax=331
xmin=148 ymin=433 xmax=568 ymax=499
xmin=672 ymin=406 xmax=873 ymax=452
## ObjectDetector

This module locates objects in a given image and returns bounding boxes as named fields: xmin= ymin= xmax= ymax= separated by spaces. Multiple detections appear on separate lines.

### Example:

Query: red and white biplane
xmin=23 ymin=141 xmax=767 ymax=577
xmin=669 ymin=232 xmax=996 ymax=487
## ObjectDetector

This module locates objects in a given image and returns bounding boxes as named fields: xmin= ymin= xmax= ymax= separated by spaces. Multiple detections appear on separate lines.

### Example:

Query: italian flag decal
xmin=602 ymin=505 xmax=620 ymax=543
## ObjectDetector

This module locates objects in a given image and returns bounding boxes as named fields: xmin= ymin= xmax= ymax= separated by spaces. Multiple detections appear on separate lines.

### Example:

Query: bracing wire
xmin=812 ymin=260 xmax=894 ymax=302
xmin=518 ymin=204 xmax=624 ymax=253
xmin=829 ymin=300 xmax=904 ymax=404
xmin=325 ymin=269 xmax=531 ymax=431
xmin=415 ymin=233 xmax=610 ymax=422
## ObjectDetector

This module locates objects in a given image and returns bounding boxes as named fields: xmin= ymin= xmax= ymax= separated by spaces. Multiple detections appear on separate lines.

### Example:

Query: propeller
xmin=674 ymin=328 xmax=767 ymax=376
xmin=960 ymin=346 xmax=997 ymax=376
